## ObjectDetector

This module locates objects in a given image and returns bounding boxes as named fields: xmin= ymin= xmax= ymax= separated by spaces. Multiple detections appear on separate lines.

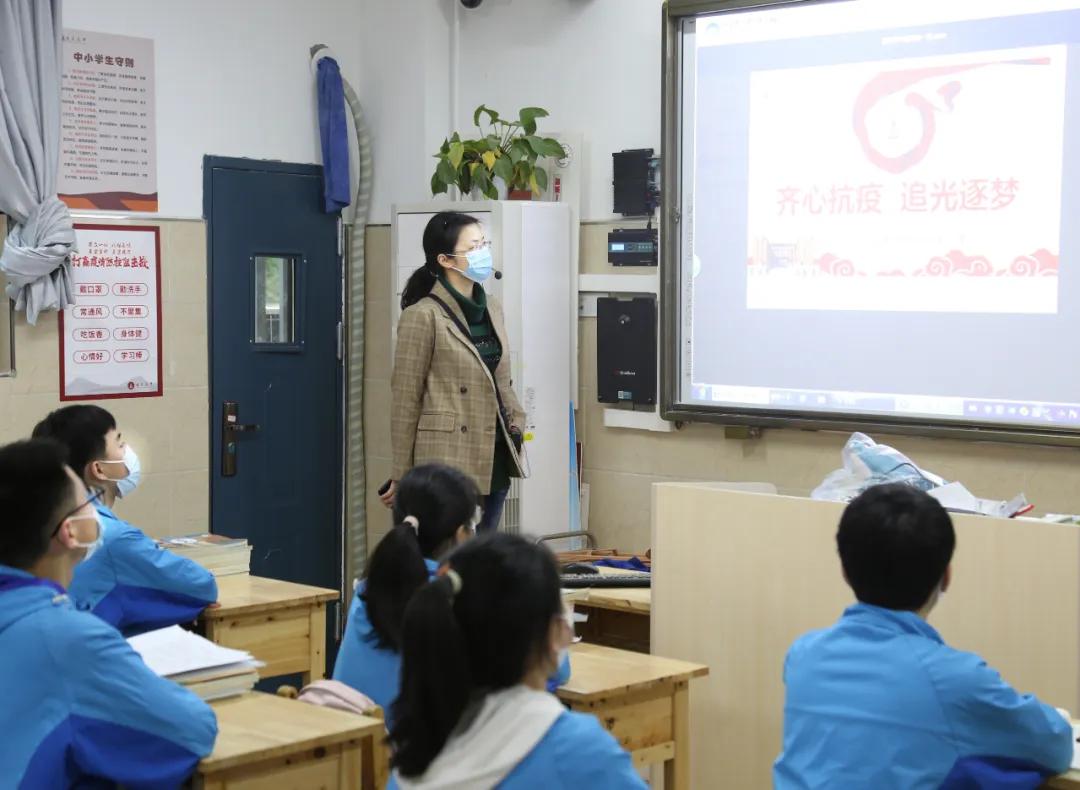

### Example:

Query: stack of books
xmin=158 ymin=533 xmax=251 ymax=577
xmin=128 ymin=625 xmax=262 ymax=701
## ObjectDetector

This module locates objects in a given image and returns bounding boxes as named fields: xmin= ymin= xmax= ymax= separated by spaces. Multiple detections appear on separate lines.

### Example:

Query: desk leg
xmin=340 ymin=740 xmax=362 ymax=788
xmin=664 ymin=681 xmax=690 ymax=790
xmin=305 ymin=602 xmax=327 ymax=686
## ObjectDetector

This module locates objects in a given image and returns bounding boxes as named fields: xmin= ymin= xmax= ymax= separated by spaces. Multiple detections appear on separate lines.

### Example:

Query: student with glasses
xmin=383 ymin=211 xmax=526 ymax=534
xmin=0 ymin=439 xmax=216 ymax=787
xmin=33 ymin=405 xmax=217 ymax=636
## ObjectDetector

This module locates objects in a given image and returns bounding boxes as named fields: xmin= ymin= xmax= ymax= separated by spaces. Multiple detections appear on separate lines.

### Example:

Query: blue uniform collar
xmin=0 ymin=563 xmax=65 ymax=596
xmin=842 ymin=602 xmax=944 ymax=644
xmin=93 ymin=501 xmax=118 ymax=520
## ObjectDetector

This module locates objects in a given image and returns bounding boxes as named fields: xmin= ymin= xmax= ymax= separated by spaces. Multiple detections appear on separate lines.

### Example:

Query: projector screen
xmin=662 ymin=0 xmax=1080 ymax=443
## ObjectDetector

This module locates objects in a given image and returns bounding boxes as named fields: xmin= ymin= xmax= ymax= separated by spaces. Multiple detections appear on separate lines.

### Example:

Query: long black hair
xmin=361 ymin=463 xmax=480 ymax=651
xmin=389 ymin=532 xmax=564 ymax=778
xmin=400 ymin=211 xmax=480 ymax=310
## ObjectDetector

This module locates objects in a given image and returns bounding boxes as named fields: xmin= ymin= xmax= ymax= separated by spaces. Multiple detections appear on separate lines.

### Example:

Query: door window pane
xmin=254 ymin=255 xmax=295 ymax=344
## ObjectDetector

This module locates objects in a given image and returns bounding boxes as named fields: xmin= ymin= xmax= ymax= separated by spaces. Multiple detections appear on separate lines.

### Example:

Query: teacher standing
xmin=382 ymin=212 xmax=525 ymax=533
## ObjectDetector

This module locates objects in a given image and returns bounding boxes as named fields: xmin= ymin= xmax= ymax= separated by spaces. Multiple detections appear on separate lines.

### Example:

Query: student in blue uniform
xmin=774 ymin=484 xmax=1073 ymax=789
xmin=333 ymin=464 xmax=571 ymax=719
xmin=33 ymin=405 xmax=217 ymax=635
xmin=0 ymin=438 xmax=216 ymax=788
xmin=388 ymin=533 xmax=644 ymax=790
xmin=333 ymin=463 xmax=481 ymax=713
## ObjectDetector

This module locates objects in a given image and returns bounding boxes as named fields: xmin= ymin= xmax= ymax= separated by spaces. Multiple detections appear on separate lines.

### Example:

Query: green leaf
xmin=474 ymin=165 xmax=491 ymax=192
xmin=523 ymin=136 xmax=547 ymax=160
xmin=533 ymin=166 xmax=548 ymax=192
xmin=509 ymin=139 xmax=529 ymax=164
xmin=518 ymin=107 xmax=548 ymax=136
xmin=483 ymin=181 xmax=499 ymax=200
xmin=493 ymin=155 xmax=514 ymax=184
xmin=438 ymin=137 xmax=450 ymax=156
xmin=539 ymin=137 xmax=566 ymax=158
xmin=486 ymin=135 xmax=502 ymax=152
xmin=450 ymin=132 xmax=461 ymax=143
xmin=511 ymin=162 xmax=529 ymax=191
xmin=436 ymin=158 xmax=457 ymax=185
xmin=431 ymin=171 xmax=448 ymax=196
xmin=448 ymin=142 xmax=465 ymax=169
xmin=473 ymin=104 xmax=499 ymax=128
xmin=529 ymin=171 xmax=541 ymax=196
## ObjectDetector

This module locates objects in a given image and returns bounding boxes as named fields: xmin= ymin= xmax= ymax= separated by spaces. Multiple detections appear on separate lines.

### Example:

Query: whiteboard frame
xmin=659 ymin=0 xmax=1080 ymax=446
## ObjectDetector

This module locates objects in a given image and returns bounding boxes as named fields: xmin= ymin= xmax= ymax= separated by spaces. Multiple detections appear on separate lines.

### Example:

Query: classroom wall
xmin=62 ymin=0 xmax=364 ymax=218
xmin=356 ymin=0 xmax=662 ymax=223
xmin=364 ymin=222 xmax=1080 ymax=553
xmin=0 ymin=216 xmax=209 ymax=538
xmin=456 ymin=0 xmax=663 ymax=221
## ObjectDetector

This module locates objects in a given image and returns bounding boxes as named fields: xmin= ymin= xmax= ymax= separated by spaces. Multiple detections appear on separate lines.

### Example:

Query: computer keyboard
xmin=560 ymin=573 xmax=651 ymax=589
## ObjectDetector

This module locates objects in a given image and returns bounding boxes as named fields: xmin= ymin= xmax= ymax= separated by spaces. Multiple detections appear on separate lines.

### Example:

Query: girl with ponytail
xmin=332 ymin=463 xmax=480 ymax=714
xmin=388 ymin=533 xmax=645 ymax=790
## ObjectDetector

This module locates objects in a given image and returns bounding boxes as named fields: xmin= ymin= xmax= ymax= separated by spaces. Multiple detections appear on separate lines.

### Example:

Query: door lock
xmin=222 ymin=401 xmax=259 ymax=477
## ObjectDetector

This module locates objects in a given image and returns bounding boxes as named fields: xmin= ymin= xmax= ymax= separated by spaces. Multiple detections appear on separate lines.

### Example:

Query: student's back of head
xmin=837 ymin=483 xmax=955 ymax=611
xmin=32 ymin=405 xmax=116 ymax=481
xmin=389 ymin=532 xmax=567 ymax=778
xmin=363 ymin=463 xmax=480 ymax=651
xmin=0 ymin=439 xmax=79 ymax=570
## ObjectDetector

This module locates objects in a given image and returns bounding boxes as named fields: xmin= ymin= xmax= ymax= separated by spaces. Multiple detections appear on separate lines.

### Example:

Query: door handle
xmin=221 ymin=401 xmax=258 ymax=477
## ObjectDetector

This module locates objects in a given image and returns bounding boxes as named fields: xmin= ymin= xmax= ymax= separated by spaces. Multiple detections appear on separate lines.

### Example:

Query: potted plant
xmin=431 ymin=105 xmax=567 ymax=200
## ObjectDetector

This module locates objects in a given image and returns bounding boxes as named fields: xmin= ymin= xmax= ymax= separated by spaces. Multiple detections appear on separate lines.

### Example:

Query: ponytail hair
xmin=399 ymin=211 xmax=481 ymax=310
xmin=362 ymin=463 xmax=480 ymax=650
xmin=389 ymin=533 xmax=564 ymax=778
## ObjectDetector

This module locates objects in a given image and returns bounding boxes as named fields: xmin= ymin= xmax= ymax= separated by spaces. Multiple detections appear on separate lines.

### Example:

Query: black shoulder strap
xmin=425 ymin=293 xmax=472 ymax=341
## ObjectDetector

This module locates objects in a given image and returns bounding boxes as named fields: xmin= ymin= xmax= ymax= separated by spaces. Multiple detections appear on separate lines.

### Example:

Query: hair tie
xmin=436 ymin=565 xmax=463 ymax=596
xmin=402 ymin=515 xmax=419 ymax=533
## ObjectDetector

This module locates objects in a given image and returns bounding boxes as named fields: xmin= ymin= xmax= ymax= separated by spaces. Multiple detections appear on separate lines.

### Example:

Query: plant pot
xmin=507 ymin=189 xmax=533 ymax=201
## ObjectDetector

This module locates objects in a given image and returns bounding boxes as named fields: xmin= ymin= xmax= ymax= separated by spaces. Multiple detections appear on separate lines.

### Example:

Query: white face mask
xmin=116 ymin=445 xmax=141 ymax=499
xmin=67 ymin=511 xmax=104 ymax=561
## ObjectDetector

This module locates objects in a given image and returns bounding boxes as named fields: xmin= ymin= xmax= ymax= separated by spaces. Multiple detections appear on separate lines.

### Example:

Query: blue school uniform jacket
xmin=68 ymin=502 xmax=217 ymax=636
xmin=774 ymin=603 xmax=1074 ymax=789
xmin=333 ymin=558 xmax=571 ymax=717
xmin=0 ymin=565 xmax=217 ymax=789
xmin=387 ymin=710 xmax=646 ymax=789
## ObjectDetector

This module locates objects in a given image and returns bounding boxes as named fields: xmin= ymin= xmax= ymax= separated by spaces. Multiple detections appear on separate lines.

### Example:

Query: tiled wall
xmin=365 ymin=222 xmax=1080 ymax=554
xmin=0 ymin=217 xmax=209 ymax=539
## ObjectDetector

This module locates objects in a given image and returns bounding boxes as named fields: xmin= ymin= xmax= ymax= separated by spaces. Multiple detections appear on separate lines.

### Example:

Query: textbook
xmin=128 ymin=625 xmax=261 ymax=701
xmin=158 ymin=532 xmax=252 ymax=577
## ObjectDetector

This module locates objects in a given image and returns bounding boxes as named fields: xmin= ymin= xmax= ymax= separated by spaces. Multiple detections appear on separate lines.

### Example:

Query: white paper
xmin=127 ymin=625 xmax=253 ymax=678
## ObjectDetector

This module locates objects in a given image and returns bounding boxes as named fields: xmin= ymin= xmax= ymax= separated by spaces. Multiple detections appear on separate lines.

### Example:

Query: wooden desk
xmin=557 ymin=642 xmax=708 ymax=790
xmin=568 ymin=571 xmax=652 ymax=653
xmin=196 ymin=692 xmax=383 ymax=789
xmin=201 ymin=575 xmax=339 ymax=684
xmin=1047 ymin=770 xmax=1080 ymax=788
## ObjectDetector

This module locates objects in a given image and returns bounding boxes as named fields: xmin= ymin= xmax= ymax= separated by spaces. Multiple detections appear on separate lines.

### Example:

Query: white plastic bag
xmin=811 ymin=432 xmax=945 ymax=503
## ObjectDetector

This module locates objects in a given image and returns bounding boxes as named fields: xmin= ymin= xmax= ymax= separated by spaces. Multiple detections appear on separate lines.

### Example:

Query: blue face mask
xmin=456 ymin=247 xmax=494 ymax=284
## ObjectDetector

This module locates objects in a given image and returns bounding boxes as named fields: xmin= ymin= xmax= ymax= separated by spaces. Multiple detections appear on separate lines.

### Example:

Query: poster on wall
xmin=60 ymin=225 xmax=163 ymax=401
xmin=58 ymin=30 xmax=157 ymax=212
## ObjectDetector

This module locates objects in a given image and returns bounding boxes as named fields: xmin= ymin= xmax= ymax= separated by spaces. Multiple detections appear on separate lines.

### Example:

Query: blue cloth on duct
xmin=592 ymin=557 xmax=650 ymax=572
xmin=316 ymin=57 xmax=351 ymax=213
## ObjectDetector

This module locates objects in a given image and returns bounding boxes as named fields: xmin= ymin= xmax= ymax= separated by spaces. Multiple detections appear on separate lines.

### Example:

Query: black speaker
xmin=596 ymin=297 xmax=656 ymax=406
